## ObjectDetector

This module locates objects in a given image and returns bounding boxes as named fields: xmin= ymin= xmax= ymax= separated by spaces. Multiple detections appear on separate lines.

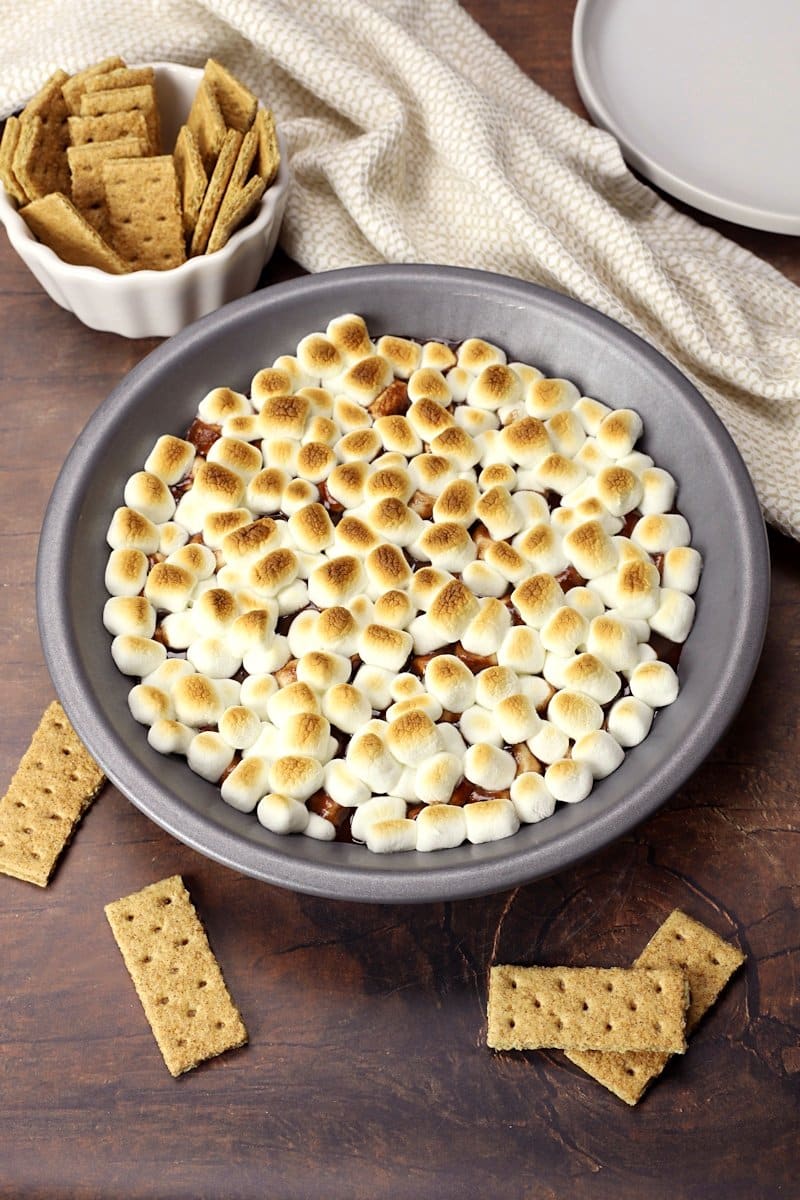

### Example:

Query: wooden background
xmin=1 ymin=2 xmax=798 ymax=1197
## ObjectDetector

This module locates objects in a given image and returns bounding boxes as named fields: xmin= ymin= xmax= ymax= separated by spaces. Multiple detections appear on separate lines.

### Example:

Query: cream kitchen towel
xmin=2 ymin=0 xmax=798 ymax=537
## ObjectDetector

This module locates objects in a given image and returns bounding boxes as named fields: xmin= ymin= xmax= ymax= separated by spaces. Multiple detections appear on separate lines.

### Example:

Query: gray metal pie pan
xmin=36 ymin=265 xmax=770 ymax=903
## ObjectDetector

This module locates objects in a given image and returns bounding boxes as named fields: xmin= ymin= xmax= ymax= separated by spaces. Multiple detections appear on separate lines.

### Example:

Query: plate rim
xmin=572 ymin=0 xmax=800 ymax=235
xmin=36 ymin=264 xmax=771 ymax=902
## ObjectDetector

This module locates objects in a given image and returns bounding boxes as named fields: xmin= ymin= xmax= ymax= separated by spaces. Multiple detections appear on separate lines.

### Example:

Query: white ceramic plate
xmin=572 ymin=0 xmax=800 ymax=234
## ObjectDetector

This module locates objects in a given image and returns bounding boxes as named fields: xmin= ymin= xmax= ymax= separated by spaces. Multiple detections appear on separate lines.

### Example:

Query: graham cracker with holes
xmin=21 ymin=191 xmax=131 ymax=273
xmin=105 ymin=874 xmax=248 ymax=1077
xmin=565 ymin=911 xmax=745 ymax=1104
xmin=173 ymin=124 xmax=208 ymax=234
xmin=487 ymin=964 xmax=688 ymax=1053
xmin=203 ymin=58 xmax=258 ymax=133
xmin=80 ymin=84 xmax=160 ymax=155
xmin=0 ymin=701 xmax=105 ymax=887
xmin=102 ymin=155 xmax=185 ymax=271
xmin=84 ymin=66 xmax=155 ymax=95
xmin=186 ymin=78 xmax=227 ymax=173
xmin=0 ymin=116 xmax=27 ymax=204
xmin=67 ymin=136 xmax=146 ymax=232
xmin=68 ymin=109 xmax=149 ymax=148
xmin=13 ymin=114 xmax=70 ymax=201
xmin=207 ymin=173 xmax=266 ymax=254
xmin=62 ymin=57 xmax=127 ymax=116
xmin=190 ymin=126 xmax=242 ymax=256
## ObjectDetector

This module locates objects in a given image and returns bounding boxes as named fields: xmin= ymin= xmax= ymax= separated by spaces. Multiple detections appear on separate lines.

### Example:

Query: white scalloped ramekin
xmin=0 ymin=62 xmax=290 ymax=338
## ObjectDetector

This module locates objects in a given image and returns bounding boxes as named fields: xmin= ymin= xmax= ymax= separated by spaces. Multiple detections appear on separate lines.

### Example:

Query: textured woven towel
xmin=2 ymin=0 xmax=798 ymax=537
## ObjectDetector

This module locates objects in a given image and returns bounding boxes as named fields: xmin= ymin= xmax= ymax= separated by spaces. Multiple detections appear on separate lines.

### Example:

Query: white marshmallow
xmin=324 ymin=759 xmax=371 ymax=808
xmin=186 ymin=636 xmax=241 ymax=680
xmin=547 ymin=689 xmax=604 ymax=740
xmin=574 ymin=437 xmax=613 ymax=476
xmin=414 ymin=752 xmax=463 ymax=805
xmin=545 ymin=409 xmax=586 ymax=458
xmin=586 ymin=614 xmax=639 ymax=671
xmin=542 ymin=652 xmax=572 ymax=691
xmin=357 ymin=623 xmax=413 ymax=673
xmin=662 ymin=546 xmax=703 ymax=595
xmin=256 ymin=791 xmax=311 ymax=833
xmin=539 ymin=606 xmax=589 ymax=657
xmin=606 ymin=696 xmax=654 ymax=747
xmin=217 ymin=705 xmax=261 ymax=750
xmin=301 ymin=811 xmax=337 ymax=841
xmin=437 ymin=721 xmax=468 ymax=758
xmin=268 ymin=755 xmax=324 ymax=802
xmin=157 ymin=522 xmax=189 ymax=556
xmin=111 ymin=635 xmax=166 ymax=677
xmin=365 ymin=819 xmax=417 ymax=854
xmin=513 ymin=523 xmax=569 ymax=576
xmin=346 ymin=730 xmax=403 ymax=792
xmin=141 ymin=657 xmax=194 ymax=692
xmin=407 ymin=613 xmax=449 ymax=656
xmin=416 ymin=804 xmax=467 ymax=851
xmin=496 ymin=626 xmax=545 ymax=675
xmin=565 ymin=586 xmax=605 ymax=622
xmin=239 ymin=674 xmax=278 ymax=719
xmin=296 ymin=650 xmax=352 ymax=691
xmin=639 ymin=467 xmax=676 ymax=515
xmin=351 ymin=794 xmax=406 ymax=843
xmin=630 ymin=660 xmax=680 ymax=707
xmin=282 ymin=712 xmax=333 ymax=760
xmin=511 ymin=772 xmax=557 ymax=823
xmin=573 ymin=396 xmax=612 ymax=435
xmin=386 ymin=694 xmax=443 ymax=724
xmin=464 ymin=743 xmax=517 ymax=792
xmin=187 ymin=731 xmax=234 ymax=783
xmin=459 ymin=705 xmax=503 ymax=747
xmin=517 ymin=674 xmax=556 ymax=712
xmin=123 ymin=471 xmax=176 ymax=524
xmin=648 ymin=588 xmax=696 ymax=643
xmin=544 ymin=759 xmax=593 ymax=804
xmin=464 ymin=799 xmax=520 ymax=844
xmin=147 ymin=719 xmax=193 ymax=757
xmin=460 ymin=598 xmax=511 ymax=658
xmin=631 ymin=513 xmax=692 ymax=554
xmin=561 ymin=653 xmax=621 ymax=705
xmin=242 ymin=635 xmax=291 ymax=675
xmin=217 ymin=756 xmax=270 ymax=812
xmin=572 ymin=730 xmax=626 ymax=779
xmin=103 ymin=595 xmax=156 ymax=639
xmin=386 ymin=710 xmax=441 ymax=767
xmin=425 ymin=654 xmax=476 ymax=713
xmin=351 ymin=664 xmax=396 ymax=712
xmin=527 ymin=720 xmax=570 ymax=765
xmin=321 ymin=683 xmax=372 ymax=734
xmin=105 ymin=548 xmax=148 ymax=597
xmin=128 ymin=683 xmax=173 ymax=725
xmin=494 ymin=693 xmax=542 ymax=743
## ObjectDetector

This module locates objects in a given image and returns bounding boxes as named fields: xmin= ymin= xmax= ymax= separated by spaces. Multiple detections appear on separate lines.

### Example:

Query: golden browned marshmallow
xmin=474 ymin=664 xmax=520 ymax=709
xmin=172 ymin=673 xmax=225 ymax=727
xmin=144 ymin=434 xmax=195 ymax=485
xmin=268 ymin=755 xmax=324 ymax=803
xmin=261 ymin=439 xmax=299 ymax=476
xmin=500 ymin=415 xmax=552 ymax=468
xmin=364 ymin=542 xmax=413 ymax=594
xmin=475 ymin=486 xmax=523 ymax=541
xmin=561 ymin=652 xmax=621 ymax=705
xmin=296 ymin=331 xmax=344 ymax=380
xmin=229 ymin=606 xmax=278 ymax=657
xmin=198 ymin=511 xmax=249 ymax=552
xmin=365 ymin=497 xmax=423 ymax=547
xmin=545 ymin=409 xmax=586 ymax=458
xmin=426 ymin=578 xmax=480 ymax=641
xmin=292 ymin=442 xmax=335 ymax=485
xmin=483 ymin=540 xmax=529 ymax=585
xmin=428 ymin=426 xmax=480 ymax=471
xmin=385 ymin=709 xmax=441 ymax=767
xmin=615 ymin=558 xmax=661 ymax=618
xmin=196 ymin=386 xmax=249 ymax=424
xmin=338 ymin=354 xmax=393 ymax=405
xmin=416 ymin=521 xmax=477 ymax=573
xmin=407 ymin=397 xmax=455 ymax=441
xmin=266 ymin=681 xmax=321 ymax=727
xmin=249 ymin=547 xmax=299 ymax=597
xmin=479 ymin=463 xmax=517 ymax=491
xmin=457 ymin=337 xmax=506 ymax=373
xmin=325 ymin=312 xmax=373 ymax=363
xmin=596 ymin=465 xmax=643 ymax=517
xmin=416 ymin=340 xmax=455 ymax=371
xmin=596 ymin=408 xmax=643 ymax=459
xmin=423 ymin=654 xmax=475 ymax=712
xmin=331 ymin=515 xmax=379 ymax=558
xmin=143 ymin=561 xmax=196 ymax=613
xmin=123 ymin=470 xmax=175 ymax=525
xmin=192 ymin=587 xmax=239 ymax=637
xmin=103 ymin=594 xmax=157 ymax=639
xmin=409 ymin=454 xmax=456 ymax=499
xmin=222 ymin=413 xmax=261 ymax=442
xmin=563 ymin=519 xmax=618 ymax=580
xmin=547 ymin=688 xmax=604 ymax=740
xmin=573 ymin=395 xmax=612 ymax=435
xmin=307 ymin=554 xmax=366 ymax=607
xmin=539 ymin=605 xmax=589 ymax=656
xmin=333 ymin=428 xmax=379 ymax=464
xmin=106 ymin=506 xmax=160 ymax=555
xmin=259 ymin=393 xmax=311 ymax=440
xmin=287 ymin=502 xmax=334 ymax=554
xmin=307 ymin=608 xmax=355 ymax=658
xmin=321 ymin=682 xmax=372 ymax=735
xmin=468 ymin=363 xmax=521 ymax=412
xmin=305 ymin=414 xmax=338 ymax=446
xmin=460 ymin=597 xmax=511 ymax=657
xmin=323 ymin=461 xmax=366 ymax=509
xmin=375 ymin=334 xmax=422 ymax=379
xmin=495 ymin=692 xmax=541 ymax=742
xmin=432 ymin=479 xmax=479 ymax=526
xmin=297 ymin=650 xmax=352 ymax=693
xmin=250 ymin=366 xmax=293 ymax=410
xmin=206 ymin=435 xmax=262 ymax=483
xmin=219 ymin=518 xmax=278 ymax=569
xmin=371 ymin=591 xmax=415 ymax=634
xmin=281 ymin=712 xmax=333 ymax=760
xmin=364 ymin=465 xmax=415 ymax=505
xmin=373 ymin=413 xmax=422 ymax=457
xmin=407 ymin=366 xmax=452 ymax=406
xmin=574 ymin=437 xmax=613 ymax=476
xmin=511 ymin=573 xmax=565 ymax=628
xmin=281 ymin=479 xmax=319 ymax=515
xmin=631 ymin=513 xmax=691 ymax=555
xmin=526 ymin=376 xmax=580 ymax=419
xmin=332 ymin=396 xmax=370 ymax=434
xmin=244 ymin=467 xmax=286 ymax=515
xmin=534 ymin=452 xmax=587 ymax=497
xmin=496 ymin=624 xmax=545 ymax=674
xmin=358 ymin=623 xmax=413 ymax=673
xmin=407 ymin=566 xmax=452 ymax=610
xmin=190 ymin=460 xmax=246 ymax=515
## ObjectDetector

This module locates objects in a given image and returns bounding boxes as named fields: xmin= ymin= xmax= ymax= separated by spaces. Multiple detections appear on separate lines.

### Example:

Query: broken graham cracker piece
xmin=67 ymin=109 xmax=149 ymax=148
xmin=203 ymin=58 xmax=258 ymax=133
xmin=173 ymin=124 xmax=208 ymax=235
xmin=190 ymin=126 xmax=242 ymax=256
xmin=103 ymin=155 xmax=186 ymax=271
xmin=0 ymin=700 xmax=105 ymax=887
xmin=565 ymin=911 xmax=746 ymax=1105
xmin=186 ymin=78 xmax=227 ymax=173
xmin=487 ymin=965 xmax=689 ymax=1054
xmin=67 ymin=137 xmax=146 ymax=233
xmin=105 ymin=875 xmax=248 ymax=1077
xmin=80 ymin=83 xmax=161 ymax=155
xmin=62 ymin=56 xmax=127 ymax=116
xmin=20 ymin=191 xmax=130 ymax=273
xmin=0 ymin=117 xmax=28 ymax=204
xmin=207 ymin=173 xmax=266 ymax=255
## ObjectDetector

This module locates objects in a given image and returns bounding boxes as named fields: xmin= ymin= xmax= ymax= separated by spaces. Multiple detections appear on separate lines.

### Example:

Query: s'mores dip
xmin=102 ymin=316 xmax=701 ymax=853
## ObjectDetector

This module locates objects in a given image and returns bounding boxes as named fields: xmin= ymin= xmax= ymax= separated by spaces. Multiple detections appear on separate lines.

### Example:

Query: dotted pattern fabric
xmin=2 ymin=0 xmax=798 ymax=539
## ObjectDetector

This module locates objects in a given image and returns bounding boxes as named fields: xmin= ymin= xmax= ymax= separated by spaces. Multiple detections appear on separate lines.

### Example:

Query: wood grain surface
xmin=1 ymin=3 xmax=798 ymax=1197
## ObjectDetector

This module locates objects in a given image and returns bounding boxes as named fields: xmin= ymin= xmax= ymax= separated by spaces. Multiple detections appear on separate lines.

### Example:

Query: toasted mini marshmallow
xmin=532 ymin=452 xmax=586 ymax=497
xmin=146 ymin=718 xmax=193 ymax=757
xmin=329 ymin=516 xmax=378 ymax=560
xmin=473 ymin=486 xmax=522 ymax=541
xmin=544 ymin=759 xmax=593 ymax=804
xmin=547 ymin=688 xmax=603 ymax=739
xmin=207 ymin=435 xmax=262 ymax=484
xmin=595 ymin=465 xmax=643 ymax=517
xmin=572 ymin=395 xmax=611 ymax=435
xmin=596 ymin=408 xmax=643 ymax=459
xmin=215 ymin=705 xmax=260 ymax=750
xmin=373 ymin=589 xmax=415 ymax=629
xmin=347 ymin=794 xmax=403 ymax=843
xmin=128 ymin=683 xmax=173 ymax=726
xmin=143 ymin=434 xmax=195 ymax=486
xmin=248 ymin=547 xmax=299 ymax=599
xmin=361 ymin=498 xmax=421 ymax=549
xmin=583 ymin=614 xmax=637 ymax=672
xmin=571 ymin=729 xmax=625 ymax=780
xmin=406 ymin=566 xmax=451 ymax=611
xmin=228 ymin=607 xmax=278 ymax=659
xmin=458 ymin=704 xmax=502 ymax=747
xmin=266 ymin=755 xmax=323 ymax=802
xmin=346 ymin=730 xmax=403 ymax=791
xmin=561 ymin=652 xmax=621 ymax=704
xmin=337 ymin=354 xmax=393 ymax=405
xmin=354 ymin=623 xmax=411 ymax=674
xmin=629 ymin=660 xmax=679 ymax=708
xmin=648 ymin=588 xmax=696 ymax=643
xmin=410 ymin=455 xmax=457 ymax=500
xmin=384 ymin=710 xmax=440 ymax=767
xmin=350 ymin=663 xmax=395 ymax=712
xmin=284 ymin=503 xmax=332 ymax=556
xmin=463 ymin=742 xmax=516 ymax=791
xmin=479 ymin=540 xmax=526 ymax=586
xmin=291 ymin=442 xmax=334 ymax=485
xmin=494 ymin=626 xmax=543 ymax=676
xmin=422 ymin=654 xmax=473 ymax=713
xmin=363 ymin=467 xmax=415 ymax=509
xmin=266 ymin=682 xmax=320 ymax=729
xmin=123 ymin=470 xmax=176 ymax=525
xmin=618 ymin=450 xmax=655 ymax=476
xmin=242 ymin=632 xmax=291 ymax=674
xmin=190 ymin=460 xmax=245 ymax=515
xmin=607 ymin=696 xmax=653 ymax=747
xmin=474 ymin=665 xmax=519 ymax=710
xmin=222 ymin=413 xmax=261 ymax=442
xmin=369 ymin=415 xmax=418 ymax=458
xmin=306 ymin=554 xmax=366 ymax=608
xmin=574 ymin=437 xmax=613 ymax=477
xmin=314 ymin=606 xmax=360 ymax=656
xmin=546 ymin=410 xmax=586 ymax=458
xmin=406 ymin=398 xmax=455 ymax=443
xmin=467 ymin=363 xmax=521 ymax=412
xmin=103 ymin=595 xmax=156 ymax=639
xmin=331 ymin=429 xmax=379 ymax=468
xmin=219 ymin=518 xmax=279 ymax=570
xmin=539 ymin=605 xmax=589 ymax=657
xmin=106 ymin=506 xmax=160 ymax=556
xmin=172 ymin=673 xmax=224 ymax=726
xmin=157 ymin=522 xmax=189 ymax=557
xmin=153 ymin=610 xmax=194 ymax=650
xmin=186 ymin=731 xmax=234 ymax=783
xmin=510 ymin=523 xmax=567 ymax=577
xmin=350 ymin=594 xmax=375 ymax=628
xmin=320 ymin=682 xmax=370 ymax=735
xmin=509 ymin=772 xmax=555 ymax=823
xmin=325 ymin=313 xmax=373 ymax=364
xmin=456 ymin=337 xmax=506 ymax=374
xmin=294 ymin=653 xmax=350 ymax=697
xmin=294 ymin=330 xmax=343 ymax=380
xmin=406 ymin=366 xmax=451 ymax=407
xmin=279 ymin=712 xmax=332 ymax=761
xmin=197 ymin=385 xmax=250 ymax=424
xmin=563 ymin=519 xmax=619 ymax=581
xmin=460 ymin=597 xmax=511 ymax=657
xmin=525 ymin=377 xmax=579 ymax=420
xmin=454 ymin=406 xmax=499 ymax=437
xmin=613 ymin=558 xmax=661 ymax=618
xmin=427 ymin=428 xmax=479 ymax=473
xmin=386 ymin=693 xmax=443 ymax=725
xmin=421 ymin=580 xmax=477 ymax=643
xmin=542 ymin=652 xmax=572 ymax=691
xmin=511 ymin=573 xmax=565 ymax=628
xmin=494 ymin=693 xmax=541 ymax=743
xmin=214 ymin=755 xmax=270 ymax=813
xmin=332 ymin=397 xmax=370 ymax=434
xmin=662 ymin=546 xmax=702 ymax=594
xmin=297 ymin=810 xmax=335 ymax=841
xmin=239 ymin=674 xmax=278 ymax=720
xmin=388 ymin=673 xmax=423 ymax=702
xmin=527 ymin=719 xmax=569 ymax=764
xmin=321 ymin=759 xmax=370 ymax=809
xmin=411 ymin=524 xmax=474 ymax=577
xmin=464 ymin=799 xmax=519 ymax=844
xmin=186 ymin=635 xmax=242 ymax=679
xmin=367 ymin=334 xmax=418 ymax=379
xmin=461 ymin=561 xmax=507 ymax=599
xmin=190 ymin=588 xmax=238 ymax=638
xmin=416 ymin=803 xmax=467 ymax=851
xmin=479 ymin=463 xmax=516 ymax=492
xmin=638 ymin=466 xmax=676 ymax=515
xmin=258 ymin=791 xmax=313 ymax=833
xmin=246 ymin=467 xmax=287 ymax=515
xmin=250 ymin=366 xmax=293 ymax=411
xmin=631 ymin=513 xmax=691 ymax=555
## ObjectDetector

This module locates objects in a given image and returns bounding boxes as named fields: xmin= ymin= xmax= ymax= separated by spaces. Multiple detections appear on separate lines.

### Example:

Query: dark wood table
xmin=2 ymin=3 xmax=798 ymax=1197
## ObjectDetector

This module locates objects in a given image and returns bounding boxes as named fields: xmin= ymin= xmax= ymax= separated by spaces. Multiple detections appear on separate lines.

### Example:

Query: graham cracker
xmin=80 ymin=83 xmax=160 ymax=155
xmin=173 ymin=124 xmax=208 ymax=234
xmin=566 ymin=911 xmax=746 ymax=1105
xmin=487 ymin=964 xmax=688 ymax=1054
xmin=62 ymin=57 xmax=127 ymax=116
xmin=0 ymin=700 xmax=105 ymax=887
xmin=13 ymin=113 xmax=70 ymax=201
xmin=0 ymin=117 xmax=28 ymax=204
xmin=189 ymin=126 xmax=242 ymax=256
xmin=103 ymin=155 xmax=186 ymax=271
xmin=207 ymin=172 xmax=266 ymax=254
xmin=67 ymin=136 xmax=146 ymax=232
xmin=105 ymin=874 xmax=248 ymax=1077
xmin=19 ymin=68 xmax=69 ymax=125
xmin=68 ymin=109 xmax=149 ymax=148
xmin=186 ymin=79 xmax=227 ymax=173
xmin=253 ymin=107 xmax=280 ymax=187
xmin=21 ymin=191 xmax=131 ymax=273
xmin=203 ymin=58 xmax=258 ymax=133
xmin=84 ymin=66 xmax=155 ymax=95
